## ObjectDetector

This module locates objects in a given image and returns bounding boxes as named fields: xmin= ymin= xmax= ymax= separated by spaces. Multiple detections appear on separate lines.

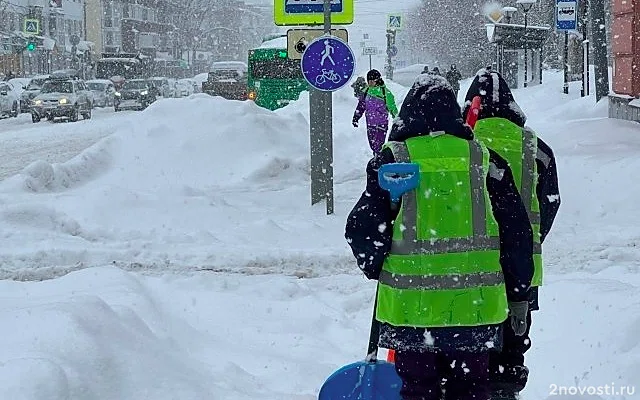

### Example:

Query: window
xmin=49 ymin=15 xmax=57 ymax=34
xmin=250 ymin=59 xmax=302 ymax=79
xmin=104 ymin=18 xmax=112 ymax=28
xmin=141 ymin=7 xmax=147 ymax=20
xmin=122 ymin=4 xmax=129 ymax=18
xmin=105 ymin=32 xmax=114 ymax=45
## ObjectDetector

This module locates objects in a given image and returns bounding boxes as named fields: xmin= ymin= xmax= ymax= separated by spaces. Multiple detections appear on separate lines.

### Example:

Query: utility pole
xmin=590 ymin=0 xmax=609 ymax=102
xmin=385 ymin=29 xmax=396 ymax=80
xmin=580 ymin=0 xmax=589 ymax=97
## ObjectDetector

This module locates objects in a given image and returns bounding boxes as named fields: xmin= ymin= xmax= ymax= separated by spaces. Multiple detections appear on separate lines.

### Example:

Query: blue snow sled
xmin=318 ymin=359 xmax=402 ymax=399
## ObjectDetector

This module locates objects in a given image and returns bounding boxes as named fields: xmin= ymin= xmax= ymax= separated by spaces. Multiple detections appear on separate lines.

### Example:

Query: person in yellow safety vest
xmin=462 ymin=68 xmax=561 ymax=400
xmin=345 ymin=73 xmax=535 ymax=400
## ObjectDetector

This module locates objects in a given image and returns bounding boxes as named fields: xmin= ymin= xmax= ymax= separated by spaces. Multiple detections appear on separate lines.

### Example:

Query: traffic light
xmin=277 ymin=50 xmax=287 ymax=58
xmin=26 ymin=41 xmax=36 ymax=51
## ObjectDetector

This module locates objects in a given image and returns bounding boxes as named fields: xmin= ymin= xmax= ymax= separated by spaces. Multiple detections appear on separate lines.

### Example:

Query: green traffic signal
xmin=277 ymin=50 xmax=287 ymax=58
xmin=26 ymin=41 xmax=36 ymax=51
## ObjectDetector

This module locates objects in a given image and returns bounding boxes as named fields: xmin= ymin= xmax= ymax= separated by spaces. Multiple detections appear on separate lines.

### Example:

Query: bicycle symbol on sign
xmin=315 ymin=69 xmax=342 ymax=85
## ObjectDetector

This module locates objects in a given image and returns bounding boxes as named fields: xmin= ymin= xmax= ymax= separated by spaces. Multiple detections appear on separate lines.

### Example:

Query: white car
xmin=0 ymin=82 xmax=21 ymax=118
xmin=86 ymin=79 xmax=116 ymax=107
xmin=31 ymin=78 xmax=93 ymax=123
xmin=174 ymin=81 xmax=191 ymax=97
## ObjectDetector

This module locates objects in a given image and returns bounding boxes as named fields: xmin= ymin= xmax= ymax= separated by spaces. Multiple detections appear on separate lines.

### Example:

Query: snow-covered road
xmin=0 ymin=108 xmax=136 ymax=180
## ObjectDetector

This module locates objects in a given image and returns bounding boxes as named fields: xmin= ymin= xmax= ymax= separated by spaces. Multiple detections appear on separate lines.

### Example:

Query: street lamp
xmin=516 ymin=0 xmax=536 ymax=88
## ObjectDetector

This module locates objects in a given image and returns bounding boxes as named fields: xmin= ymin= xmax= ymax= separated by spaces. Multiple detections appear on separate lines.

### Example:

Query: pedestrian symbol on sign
xmin=387 ymin=15 xmax=402 ymax=30
xmin=23 ymin=19 xmax=40 ymax=35
xmin=321 ymin=40 xmax=336 ymax=66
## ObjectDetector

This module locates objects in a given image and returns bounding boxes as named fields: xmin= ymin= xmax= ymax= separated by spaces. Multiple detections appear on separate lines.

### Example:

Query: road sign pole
xmin=323 ymin=0 xmax=334 ymax=215
xmin=301 ymin=3 xmax=354 ymax=216
xmin=369 ymin=54 xmax=372 ymax=70
xmin=563 ymin=30 xmax=569 ymax=94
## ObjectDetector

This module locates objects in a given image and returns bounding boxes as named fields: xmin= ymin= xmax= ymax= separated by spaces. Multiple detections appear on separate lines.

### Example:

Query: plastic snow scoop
xmin=318 ymin=289 xmax=403 ymax=400
xmin=465 ymin=95 xmax=482 ymax=128
xmin=377 ymin=163 xmax=421 ymax=203
xmin=318 ymin=163 xmax=420 ymax=400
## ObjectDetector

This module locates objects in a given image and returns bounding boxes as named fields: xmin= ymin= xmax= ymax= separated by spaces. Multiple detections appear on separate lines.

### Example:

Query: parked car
xmin=0 ymin=82 xmax=21 ymax=118
xmin=113 ymin=79 xmax=157 ymax=111
xmin=31 ymin=78 xmax=93 ymax=123
xmin=20 ymin=74 xmax=51 ymax=112
xmin=86 ymin=79 xmax=116 ymax=107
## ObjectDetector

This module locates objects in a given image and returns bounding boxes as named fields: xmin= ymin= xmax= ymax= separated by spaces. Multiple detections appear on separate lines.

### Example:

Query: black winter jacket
xmin=345 ymin=74 xmax=534 ymax=352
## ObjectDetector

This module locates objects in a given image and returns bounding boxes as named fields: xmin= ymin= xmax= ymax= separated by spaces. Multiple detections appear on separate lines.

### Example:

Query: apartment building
xmin=0 ymin=0 xmax=88 ymax=75
xmin=85 ymin=0 xmax=172 ymax=58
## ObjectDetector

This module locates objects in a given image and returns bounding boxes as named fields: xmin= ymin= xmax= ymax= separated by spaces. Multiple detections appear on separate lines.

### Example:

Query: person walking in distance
xmin=352 ymin=69 xmax=398 ymax=155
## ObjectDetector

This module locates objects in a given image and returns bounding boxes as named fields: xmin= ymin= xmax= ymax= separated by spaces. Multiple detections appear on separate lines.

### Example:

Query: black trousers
xmin=488 ymin=310 xmax=533 ymax=394
xmin=395 ymin=350 xmax=490 ymax=400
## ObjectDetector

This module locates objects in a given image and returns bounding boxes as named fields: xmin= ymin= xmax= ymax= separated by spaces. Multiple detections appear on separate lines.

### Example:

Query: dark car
xmin=113 ymin=79 xmax=157 ymax=111
xmin=202 ymin=61 xmax=247 ymax=101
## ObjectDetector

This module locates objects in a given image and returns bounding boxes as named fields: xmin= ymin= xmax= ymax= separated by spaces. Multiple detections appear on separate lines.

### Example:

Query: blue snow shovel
xmin=318 ymin=163 xmax=420 ymax=400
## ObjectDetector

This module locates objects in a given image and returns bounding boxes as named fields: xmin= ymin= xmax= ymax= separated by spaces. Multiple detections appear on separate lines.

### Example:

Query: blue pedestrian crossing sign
xmin=387 ymin=14 xmax=403 ymax=30
xmin=23 ymin=18 xmax=40 ymax=35
xmin=301 ymin=35 xmax=355 ymax=92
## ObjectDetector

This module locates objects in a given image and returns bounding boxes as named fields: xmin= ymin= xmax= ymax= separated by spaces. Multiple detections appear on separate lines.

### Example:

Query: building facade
xmin=0 ymin=0 xmax=88 ymax=76
xmin=85 ymin=0 xmax=172 ymax=59
xmin=609 ymin=0 xmax=640 ymax=121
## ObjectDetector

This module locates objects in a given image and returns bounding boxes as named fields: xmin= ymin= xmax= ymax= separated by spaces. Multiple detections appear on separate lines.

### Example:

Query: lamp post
xmin=516 ymin=0 xmax=536 ymax=88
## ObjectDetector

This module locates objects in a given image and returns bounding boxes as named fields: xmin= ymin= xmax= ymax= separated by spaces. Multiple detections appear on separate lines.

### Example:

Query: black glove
xmin=352 ymin=119 xmax=358 ymax=128
xmin=508 ymin=301 xmax=529 ymax=336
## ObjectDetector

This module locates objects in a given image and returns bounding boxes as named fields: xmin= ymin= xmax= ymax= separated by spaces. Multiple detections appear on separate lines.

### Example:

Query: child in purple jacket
xmin=352 ymin=69 xmax=399 ymax=155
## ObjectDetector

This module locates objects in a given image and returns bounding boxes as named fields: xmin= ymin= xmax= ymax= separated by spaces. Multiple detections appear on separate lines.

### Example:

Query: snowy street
xmin=0 ymin=70 xmax=638 ymax=400
xmin=0 ymin=108 xmax=131 ymax=180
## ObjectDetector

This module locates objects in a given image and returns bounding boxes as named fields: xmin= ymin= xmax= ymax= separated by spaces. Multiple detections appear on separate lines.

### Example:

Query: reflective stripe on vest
xmin=474 ymin=119 xmax=543 ymax=286
xmin=377 ymin=136 xmax=508 ymax=328
xmin=384 ymin=138 xmax=500 ymax=255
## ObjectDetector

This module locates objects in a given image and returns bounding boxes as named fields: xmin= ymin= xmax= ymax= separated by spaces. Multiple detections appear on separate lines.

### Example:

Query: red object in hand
xmin=466 ymin=96 xmax=482 ymax=128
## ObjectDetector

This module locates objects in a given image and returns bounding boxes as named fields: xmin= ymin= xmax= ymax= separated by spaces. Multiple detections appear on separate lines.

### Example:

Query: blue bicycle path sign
xmin=301 ymin=35 xmax=355 ymax=92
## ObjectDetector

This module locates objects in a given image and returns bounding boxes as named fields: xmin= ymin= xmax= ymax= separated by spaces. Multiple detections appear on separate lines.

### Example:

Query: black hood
xmin=388 ymin=74 xmax=473 ymax=142
xmin=462 ymin=68 xmax=527 ymax=127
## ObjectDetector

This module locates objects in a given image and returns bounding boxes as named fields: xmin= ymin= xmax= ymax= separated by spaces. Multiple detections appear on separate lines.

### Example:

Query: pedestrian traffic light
xmin=26 ymin=41 xmax=36 ymax=51
xmin=277 ymin=50 xmax=287 ymax=58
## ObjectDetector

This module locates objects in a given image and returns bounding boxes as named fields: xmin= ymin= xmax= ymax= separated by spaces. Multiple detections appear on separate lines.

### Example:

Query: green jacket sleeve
xmin=385 ymin=89 xmax=398 ymax=118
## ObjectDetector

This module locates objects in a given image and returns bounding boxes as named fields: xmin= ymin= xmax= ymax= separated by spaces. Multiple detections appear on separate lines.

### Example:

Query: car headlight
xmin=59 ymin=98 xmax=68 ymax=105
xmin=33 ymin=99 xmax=42 ymax=106
xmin=140 ymin=90 xmax=148 ymax=96
xmin=114 ymin=92 xmax=121 ymax=97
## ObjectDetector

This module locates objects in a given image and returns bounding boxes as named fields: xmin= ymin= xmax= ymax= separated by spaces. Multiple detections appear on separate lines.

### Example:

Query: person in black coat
xmin=345 ymin=74 xmax=534 ymax=400
xmin=462 ymin=68 xmax=561 ymax=399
